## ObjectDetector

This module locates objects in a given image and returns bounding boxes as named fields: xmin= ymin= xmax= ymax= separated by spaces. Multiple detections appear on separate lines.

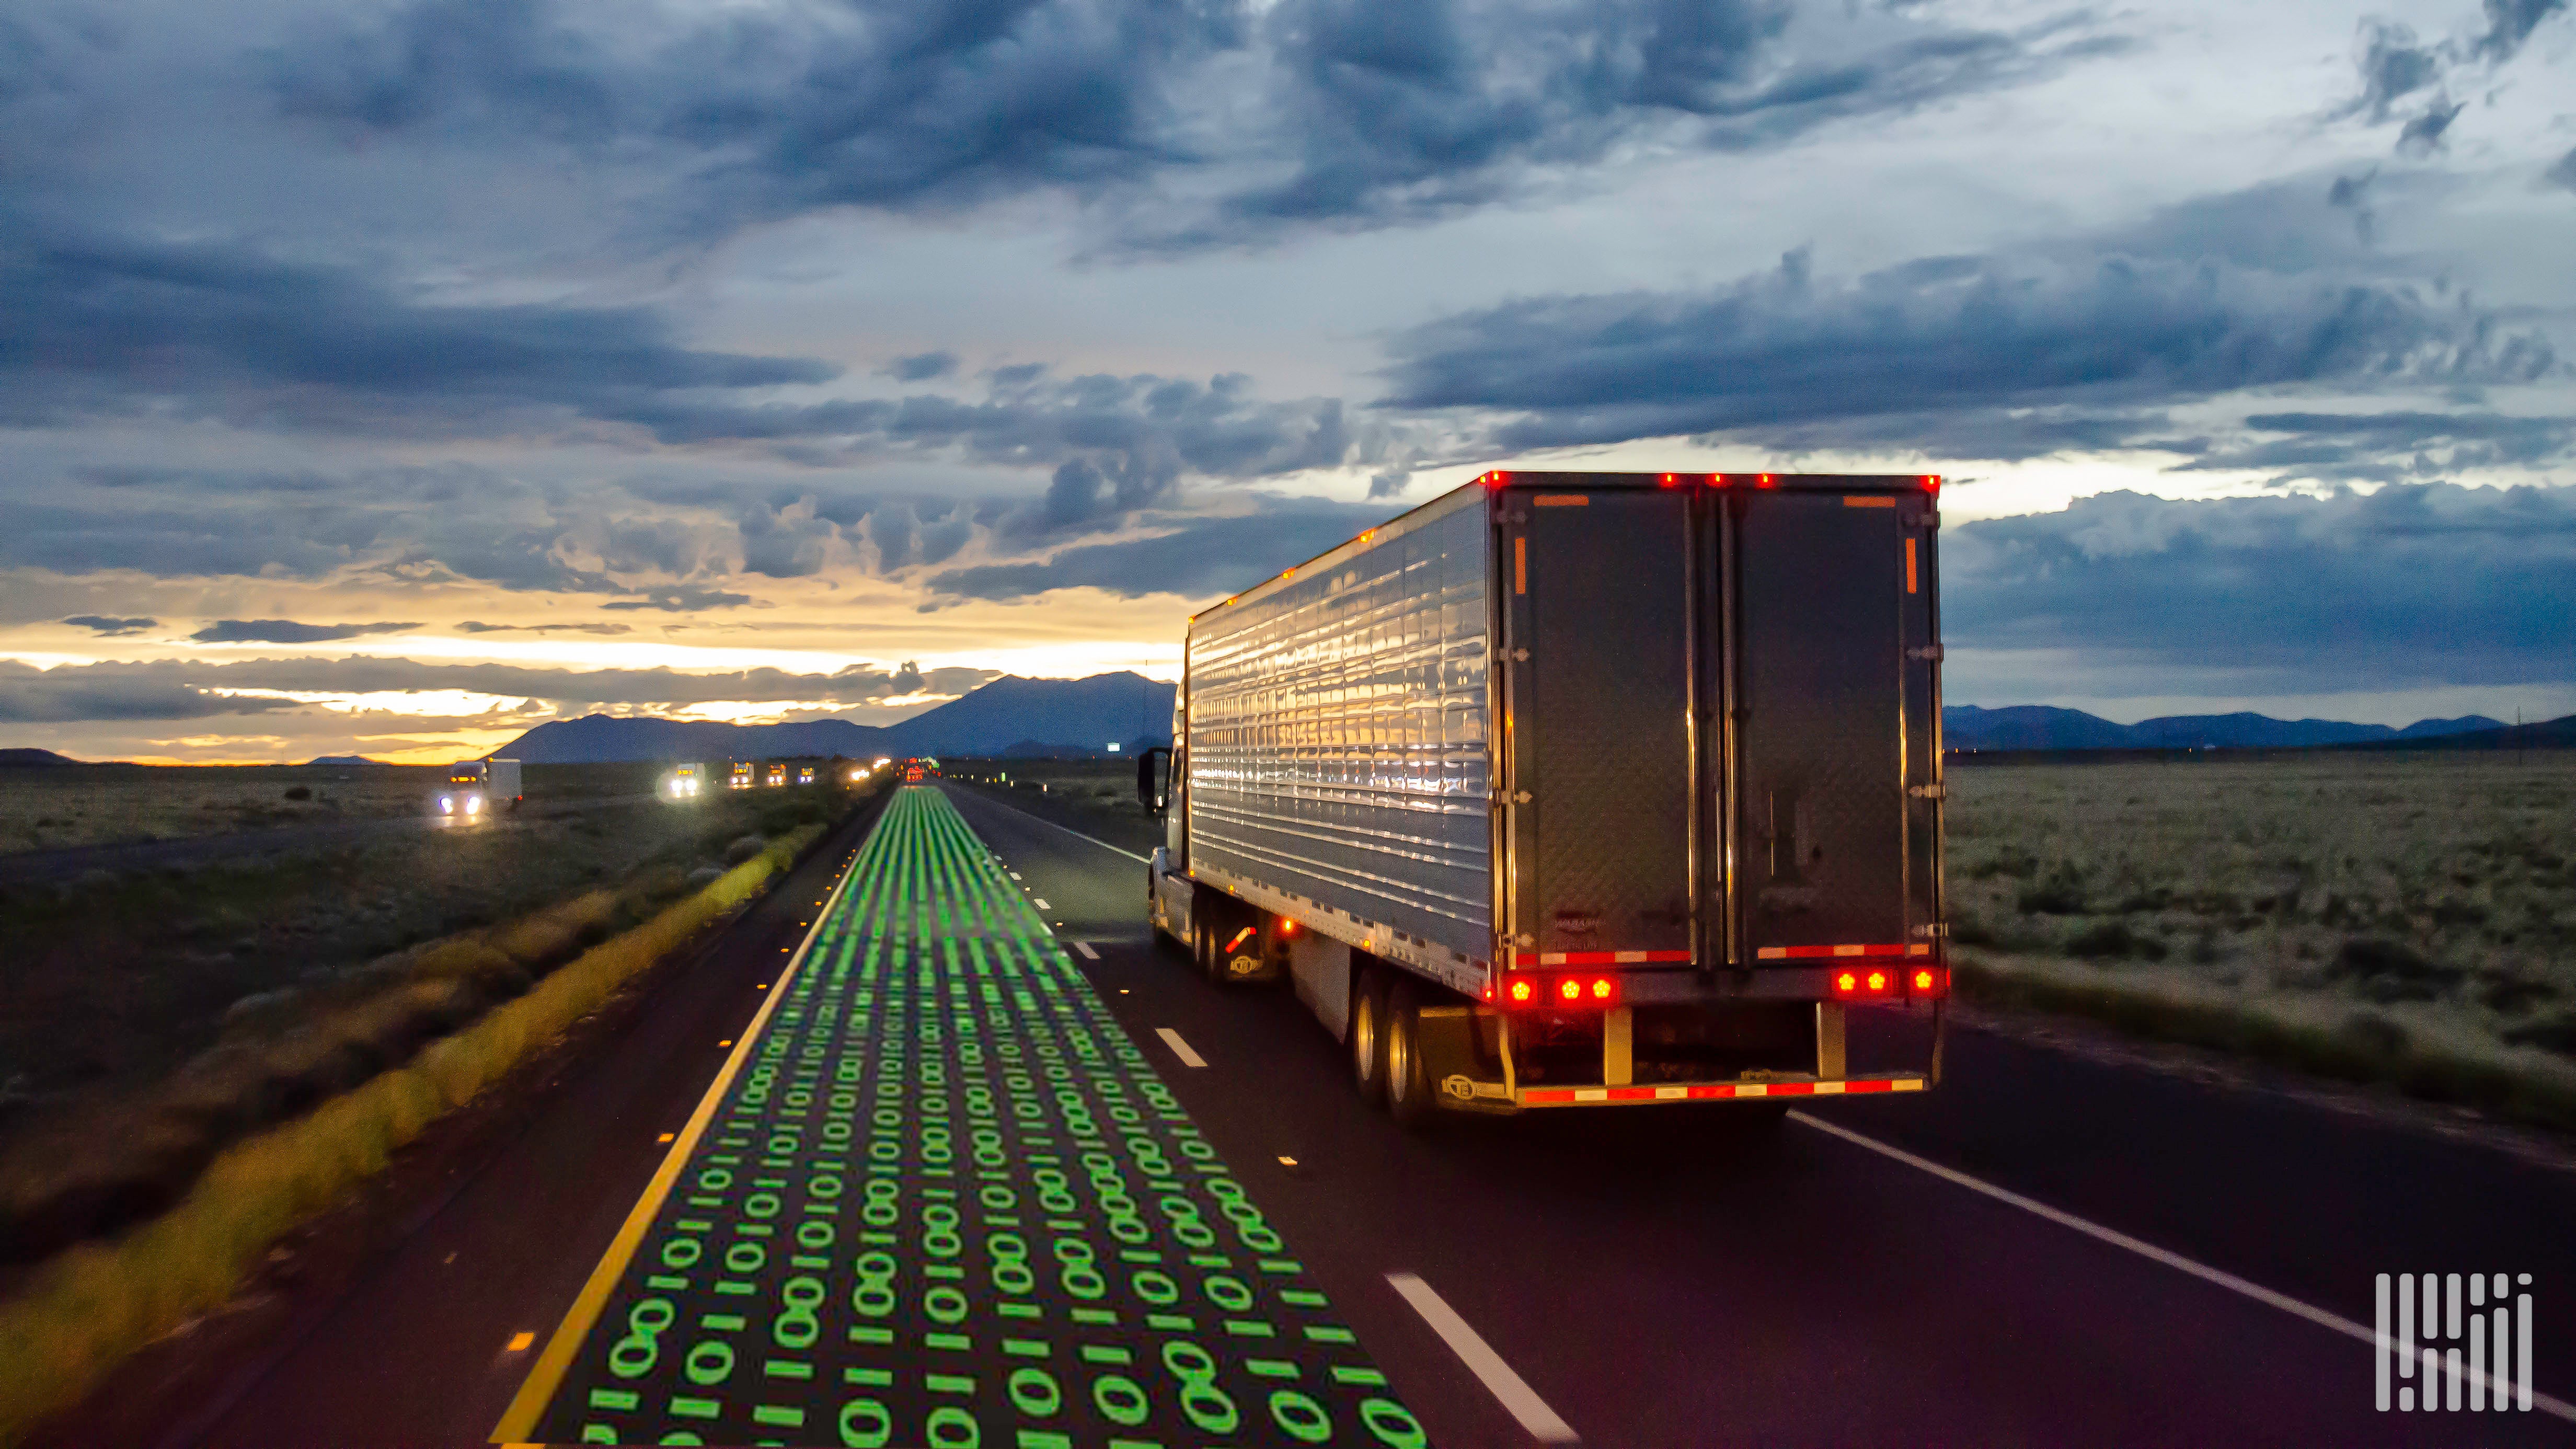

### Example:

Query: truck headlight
xmin=466 ymin=796 xmax=481 ymax=814
xmin=440 ymin=796 xmax=452 ymax=813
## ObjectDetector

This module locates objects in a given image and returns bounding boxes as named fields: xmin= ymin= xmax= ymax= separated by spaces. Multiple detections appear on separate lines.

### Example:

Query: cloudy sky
xmin=3 ymin=0 xmax=2571 ymax=762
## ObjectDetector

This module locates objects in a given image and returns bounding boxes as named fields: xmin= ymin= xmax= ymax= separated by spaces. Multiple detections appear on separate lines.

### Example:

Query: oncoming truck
xmin=439 ymin=757 xmax=522 ymax=819
xmin=1140 ymin=470 xmax=1948 ymax=1122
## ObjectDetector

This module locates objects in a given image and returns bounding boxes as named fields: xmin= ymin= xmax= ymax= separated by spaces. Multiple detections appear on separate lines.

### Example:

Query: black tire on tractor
xmin=1383 ymin=978 xmax=1438 ymax=1129
xmin=1350 ymin=968 xmax=1388 ymax=1108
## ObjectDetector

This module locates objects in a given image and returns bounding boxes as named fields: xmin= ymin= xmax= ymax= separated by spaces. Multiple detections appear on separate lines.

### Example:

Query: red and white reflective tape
xmin=1521 ymin=1077 xmax=1927 ymax=1105
xmin=1756 ymin=942 xmax=1932 ymax=960
xmin=1531 ymin=949 xmax=1692 ymax=966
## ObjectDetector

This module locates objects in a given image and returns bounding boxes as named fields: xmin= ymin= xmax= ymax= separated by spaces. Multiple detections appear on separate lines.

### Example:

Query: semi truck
xmin=664 ymin=762 xmax=706 ymax=799
xmin=1138 ymin=470 xmax=1948 ymax=1122
xmin=439 ymin=757 xmax=522 ymax=818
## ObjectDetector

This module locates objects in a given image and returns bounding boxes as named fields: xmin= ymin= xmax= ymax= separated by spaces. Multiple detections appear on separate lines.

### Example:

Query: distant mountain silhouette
xmin=0 ymin=748 xmax=82 ymax=767
xmin=304 ymin=754 xmax=382 ymax=765
xmin=1944 ymin=706 xmax=2508 ymax=752
xmin=488 ymin=672 xmax=1176 ymax=764
xmin=477 ymin=677 xmax=2532 ymax=764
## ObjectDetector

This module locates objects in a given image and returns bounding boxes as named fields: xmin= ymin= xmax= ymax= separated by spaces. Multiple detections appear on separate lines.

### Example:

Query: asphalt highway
xmin=43 ymin=782 xmax=2576 ymax=1447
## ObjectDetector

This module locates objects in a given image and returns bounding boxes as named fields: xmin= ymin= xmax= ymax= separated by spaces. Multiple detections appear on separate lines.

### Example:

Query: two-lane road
xmin=41 ymin=781 xmax=2573 ymax=1447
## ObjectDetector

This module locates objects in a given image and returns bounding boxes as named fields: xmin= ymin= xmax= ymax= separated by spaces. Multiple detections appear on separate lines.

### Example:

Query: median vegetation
xmin=0 ymin=807 xmax=847 ymax=1446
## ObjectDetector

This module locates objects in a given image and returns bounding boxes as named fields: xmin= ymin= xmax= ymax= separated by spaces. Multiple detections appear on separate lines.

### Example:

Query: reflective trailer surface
xmin=513 ymin=787 xmax=1423 ymax=1448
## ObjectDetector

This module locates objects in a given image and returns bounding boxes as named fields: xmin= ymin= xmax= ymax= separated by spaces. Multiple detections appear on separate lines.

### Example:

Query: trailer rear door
xmin=1502 ymin=489 xmax=1695 ymax=965
xmin=1725 ymin=488 xmax=1938 ymax=961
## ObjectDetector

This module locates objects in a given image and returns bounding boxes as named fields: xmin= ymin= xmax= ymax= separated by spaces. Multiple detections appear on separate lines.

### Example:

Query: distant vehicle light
xmin=440 ymin=796 xmax=453 ymax=813
xmin=466 ymin=796 xmax=481 ymax=814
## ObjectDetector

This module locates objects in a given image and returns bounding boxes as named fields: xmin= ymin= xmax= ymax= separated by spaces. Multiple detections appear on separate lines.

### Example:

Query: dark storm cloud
xmin=2468 ymin=0 xmax=2569 ymax=63
xmin=1378 ymin=197 xmax=2560 ymax=462
xmin=2164 ymin=411 xmax=2576 ymax=486
xmin=268 ymin=0 xmax=1241 ymax=221
xmin=190 ymin=619 xmax=423 ymax=644
xmin=259 ymin=0 xmax=2129 ymax=248
xmin=0 ymin=214 xmax=837 ymax=434
xmin=2340 ymin=0 xmax=2567 ymax=152
xmin=62 ymin=615 xmax=157 ymax=637
xmin=0 ymin=662 xmax=302 ymax=723
xmin=926 ymin=497 xmax=1382 ymax=600
xmin=0 ymin=656 xmax=1002 ymax=722
xmin=598 ymin=586 xmax=756 ymax=612
xmin=1168 ymin=0 xmax=2134 ymax=242
xmin=2350 ymin=21 xmax=2441 ymax=122
xmin=885 ymin=351 xmax=960 ymax=382
xmin=1945 ymin=483 xmax=2576 ymax=693
xmin=2395 ymin=98 xmax=2463 ymax=155
xmin=457 ymin=620 xmax=633 ymax=635
xmin=2546 ymin=148 xmax=2576 ymax=193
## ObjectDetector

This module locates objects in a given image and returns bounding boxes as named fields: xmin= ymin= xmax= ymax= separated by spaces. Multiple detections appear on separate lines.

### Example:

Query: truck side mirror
xmin=1136 ymin=747 xmax=1171 ymax=815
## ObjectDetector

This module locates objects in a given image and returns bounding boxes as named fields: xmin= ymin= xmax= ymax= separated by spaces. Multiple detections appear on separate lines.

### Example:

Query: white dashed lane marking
xmin=1155 ymin=1027 xmax=1206 ymax=1068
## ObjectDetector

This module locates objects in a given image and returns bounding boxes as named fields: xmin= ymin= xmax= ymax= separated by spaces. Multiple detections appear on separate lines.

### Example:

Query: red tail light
xmin=1500 ymin=972 xmax=1620 ymax=1008
xmin=1832 ymin=968 xmax=1895 ymax=999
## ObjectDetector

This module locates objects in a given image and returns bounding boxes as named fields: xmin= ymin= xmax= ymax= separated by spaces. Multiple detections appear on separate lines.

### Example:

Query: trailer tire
xmin=1349 ymin=970 xmax=1388 ymax=1108
xmin=1383 ymin=981 xmax=1437 ymax=1129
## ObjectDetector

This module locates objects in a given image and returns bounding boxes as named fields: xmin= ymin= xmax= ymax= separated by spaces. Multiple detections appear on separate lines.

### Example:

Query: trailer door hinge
xmin=1500 ymin=647 xmax=1530 ymax=662
xmin=1914 ymin=923 xmax=1948 ymax=939
xmin=1907 ymin=784 xmax=1946 ymax=800
xmin=1512 ymin=790 xmax=1533 ymax=804
xmin=1907 ymin=645 xmax=1944 ymax=662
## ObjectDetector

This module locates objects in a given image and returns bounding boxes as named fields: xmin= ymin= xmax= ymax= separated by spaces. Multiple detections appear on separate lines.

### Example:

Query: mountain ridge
xmin=474 ymin=675 xmax=2538 ymax=764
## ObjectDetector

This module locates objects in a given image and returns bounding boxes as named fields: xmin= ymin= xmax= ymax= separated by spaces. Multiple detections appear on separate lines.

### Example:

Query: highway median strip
xmin=0 ymin=818 xmax=848 ymax=1448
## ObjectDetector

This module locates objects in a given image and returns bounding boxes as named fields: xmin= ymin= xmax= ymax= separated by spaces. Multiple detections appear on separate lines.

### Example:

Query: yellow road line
xmin=488 ymin=809 xmax=880 ymax=1442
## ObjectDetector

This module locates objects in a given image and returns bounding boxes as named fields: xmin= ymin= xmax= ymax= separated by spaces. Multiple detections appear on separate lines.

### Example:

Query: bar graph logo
xmin=2377 ymin=1273 xmax=2533 ymax=1412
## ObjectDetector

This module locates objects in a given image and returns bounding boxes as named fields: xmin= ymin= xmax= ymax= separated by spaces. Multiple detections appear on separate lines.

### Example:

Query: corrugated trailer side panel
xmin=1186 ymin=486 xmax=1494 ymax=972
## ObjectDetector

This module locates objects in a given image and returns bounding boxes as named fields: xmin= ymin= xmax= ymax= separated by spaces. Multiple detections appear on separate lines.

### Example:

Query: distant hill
xmin=2348 ymin=714 xmax=2576 ymax=752
xmin=1943 ymin=706 xmax=2506 ymax=753
xmin=480 ymin=678 xmax=2537 ymax=764
xmin=888 ymin=673 xmax=1171 ymax=757
xmin=488 ymin=672 xmax=1177 ymax=764
xmin=304 ymin=754 xmax=382 ymax=766
xmin=492 ymin=714 xmax=889 ymax=765
xmin=0 ymin=748 xmax=81 ymax=767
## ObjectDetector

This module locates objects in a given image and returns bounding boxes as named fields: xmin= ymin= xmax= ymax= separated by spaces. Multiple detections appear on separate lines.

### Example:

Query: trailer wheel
xmin=1349 ymin=970 xmax=1388 ymax=1107
xmin=1383 ymin=980 xmax=1437 ymax=1129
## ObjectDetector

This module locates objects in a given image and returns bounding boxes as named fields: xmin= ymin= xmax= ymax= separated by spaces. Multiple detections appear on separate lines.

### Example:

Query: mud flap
xmin=1422 ymin=1006 xmax=1516 ymax=1110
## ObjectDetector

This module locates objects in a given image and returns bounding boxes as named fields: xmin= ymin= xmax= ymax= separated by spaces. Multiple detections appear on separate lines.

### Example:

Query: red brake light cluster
xmin=1499 ymin=972 xmax=1620 ymax=1009
xmin=1831 ymin=965 xmax=1949 ymax=999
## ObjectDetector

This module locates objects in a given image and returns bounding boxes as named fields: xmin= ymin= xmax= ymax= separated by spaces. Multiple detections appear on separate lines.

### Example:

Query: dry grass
xmin=1947 ymin=753 xmax=2576 ymax=1121
xmin=0 ymin=822 xmax=830 ymax=1447
xmin=0 ymin=776 xmax=843 ymax=1103
xmin=0 ymin=762 xmax=669 ymax=855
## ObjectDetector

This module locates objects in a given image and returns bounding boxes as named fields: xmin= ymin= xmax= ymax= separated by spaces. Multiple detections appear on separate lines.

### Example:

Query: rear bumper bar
xmin=1440 ymin=1072 xmax=1929 ymax=1109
